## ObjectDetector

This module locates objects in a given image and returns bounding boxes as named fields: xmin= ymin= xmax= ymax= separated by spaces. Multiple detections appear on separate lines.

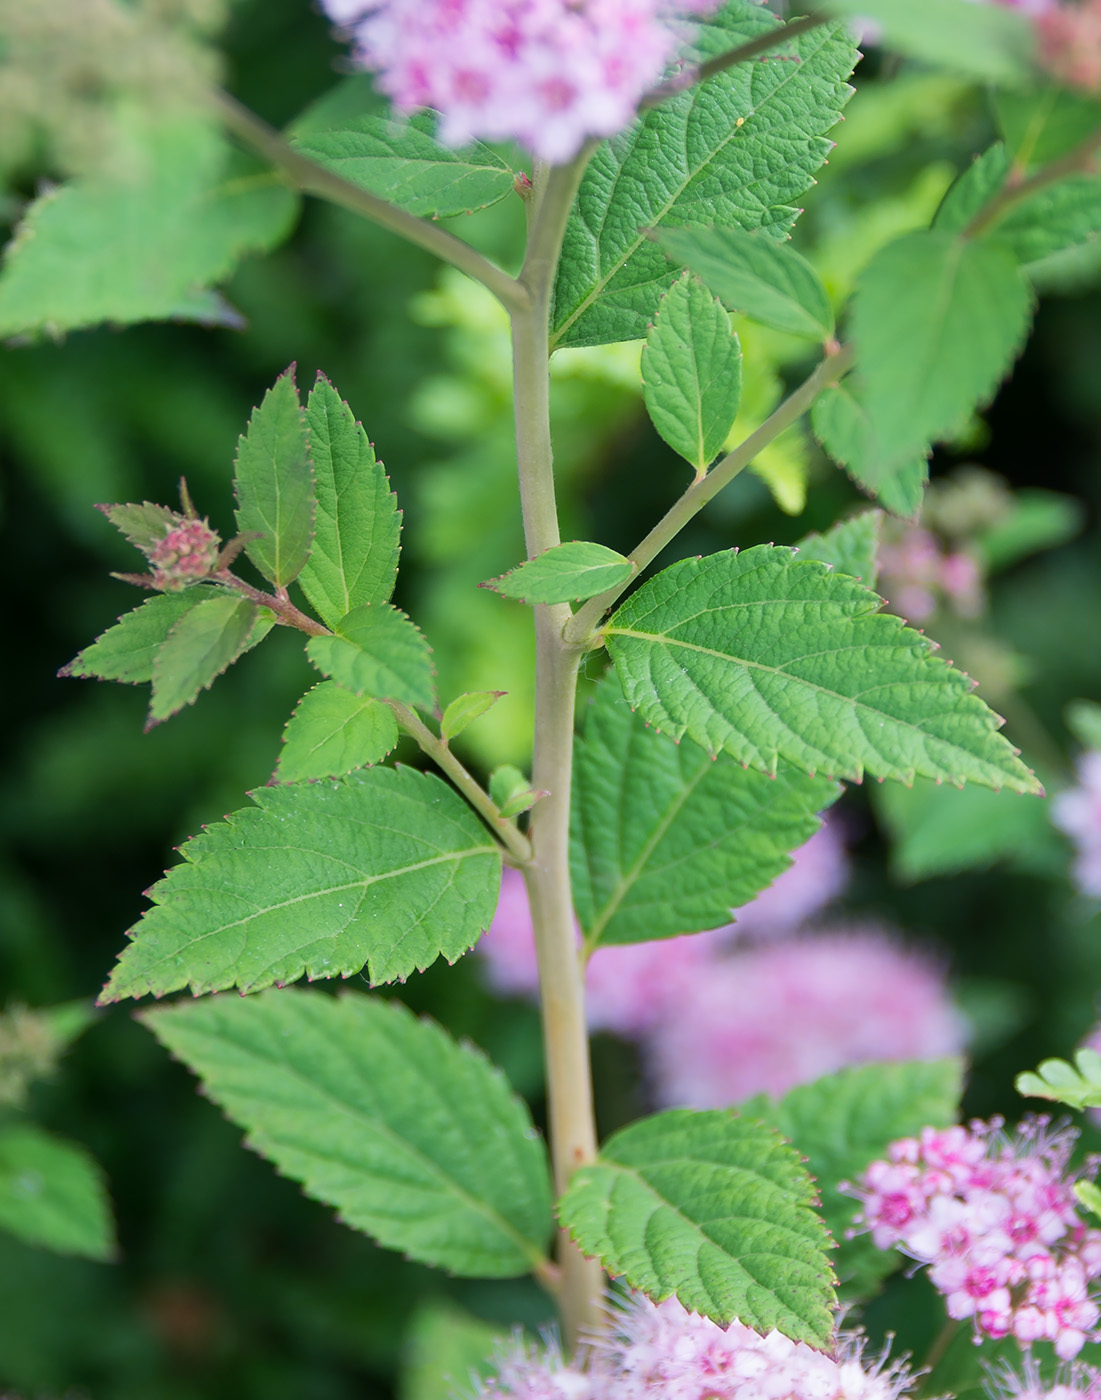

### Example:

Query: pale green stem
xmin=511 ymin=150 xmax=604 ymax=1351
xmin=565 ymin=342 xmax=855 ymax=645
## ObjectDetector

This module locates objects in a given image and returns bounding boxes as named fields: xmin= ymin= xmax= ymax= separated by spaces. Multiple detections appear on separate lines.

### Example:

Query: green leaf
xmin=144 ymin=989 xmax=552 ymax=1277
xmin=293 ymin=110 xmax=516 ymax=218
xmin=974 ymin=489 xmax=1083 ymax=572
xmin=484 ymin=543 xmax=635 ymax=606
xmin=655 ymin=226 xmax=834 ymax=340
xmin=400 ymin=1299 xmax=505 ymax=1400
xmin=998 ymin=177 xmax=1101 ymax=265
xmin=741 ymin=1059 xmax=964 ymax=1296
xmin=489 ymin=766 xmax=529 ymax=812
xmin=811 ymin=382 xmax=928 ymax=519
xmin=996 ymin=86 xmax=1101 ymax=169
xmin=441 ymin=691 xmax=506 ymax=744
xmin=1016 ymin=1048 xmax=1101 ymax=1110
xmin=571 ymin=673 xmax=840 ymax=949
xmin=149 ymin=595 xmax=272 ymax=727
xmin=97 ymin=501 xmax=179 ymax=554
xmin=796 ymin=511 xmax=882 ymax=588
xmin=297 ymin=375 xmax=402 ymax=628
xmin=233 ymin=370 xmax=314 ymax=588
xmin=604 ymin=545 xmax=1042 ymax=792
xmin=60 ymin=589 xmax=219 ymax=685
xmin=307 ymin=604 xmax=436 ymax=712
xmin=275 ymin=682 xmax=399 ymax=782
xmin=100 ymin=766 xmax=500 ymax=1001
xmin=0 ymin=1126 xmax=115 ymax=1262
xmin=1067 ymin=699 xmax=1101 ymax=752
xmin=0 ymin=118 xmax=297 ymax=336
xmin=819 ymin=0 xmax=1035 ymax=83
xmin=558 ymin=1108 xmax=835 ymax=1342
xmin=934 ymin=144 xmax=1010 ymax=236
xmin=641 ymin=272 xmax=742 ymax=472
xmin=550 ymin=10 xmax=856 ymax=348
xmin=852 ymin=229 xmax=1033 ymax=462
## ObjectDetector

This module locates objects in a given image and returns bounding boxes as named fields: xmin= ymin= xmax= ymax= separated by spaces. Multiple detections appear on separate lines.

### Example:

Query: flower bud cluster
xmin=148 ymin=517 xmax=221 ymax=591
xmin=849 ymin=1119 xmax=1101 ymax=1358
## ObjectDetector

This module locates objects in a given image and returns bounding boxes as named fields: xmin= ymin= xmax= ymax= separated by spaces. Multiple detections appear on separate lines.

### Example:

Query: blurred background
xmin=1 ymin=1 xmax=1100 ymax=1395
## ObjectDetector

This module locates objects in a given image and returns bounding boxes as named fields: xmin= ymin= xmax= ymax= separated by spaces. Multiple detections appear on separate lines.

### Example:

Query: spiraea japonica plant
xmin=7 ymin=0 xmax=1101 ymax=1393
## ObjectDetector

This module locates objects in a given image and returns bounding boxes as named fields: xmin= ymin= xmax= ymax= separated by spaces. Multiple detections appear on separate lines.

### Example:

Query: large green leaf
xmin=819 ymin=0 xmax=1034 ymax=83
xmin=100 ymin=766 xmax=501 ymax=1001
xmin=550 ymin=7 xmax=856 ymax=347
xmin=60 ymin=589 xmax=218 ymax=685
xmin=297 ymin=376 xmax=402 ymax=628
xmin=811 ymin=382 xmax=928 ymax=520
xmin=604 ymin=545 xmax=1042 ymax=792
xmin=0 ymin=118 xmax=297 ymax=336
xmin=145 ymin=990 xmax=552 ymax=1277
xmin=742 ymin=1059 xmax=964 ymax=1296
xmin=571 ymin=674 xmax=840 ymax=948
xmin=149 ymin=595 xmax=273 ymax=726
xmin=233 ymin=371 xmax=315 ymax=588
xmin=484 ymin=542 xmax=635 ymax=606
xmin=796 ymin=511 xmax=881 ymax=588
xmin=294 ymin=110 xmax=516 ymax=218
xmin=307 ymin=604 xmax=436 ymax=712
xmin=851 ymin=230 xmax=1033 ymax=462
xmin=557 ymin=1108 xmax=835 ymax=1343
xmin=0 ymin=1126 xmax=115 ymax=1262
xmin=641 ymin=272 xmax=742 ymax=472
xmin=275 ymin=682 xmax=399 ymax=782
xmin=655 ymin=226 xmax=834 ymax=340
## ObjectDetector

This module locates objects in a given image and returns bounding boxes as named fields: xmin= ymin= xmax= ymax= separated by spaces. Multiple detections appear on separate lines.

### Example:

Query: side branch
xmin=564 ymin=342 xmax=855 ymax=644
xmin=210 ymin=90 xmax=529 ymax=313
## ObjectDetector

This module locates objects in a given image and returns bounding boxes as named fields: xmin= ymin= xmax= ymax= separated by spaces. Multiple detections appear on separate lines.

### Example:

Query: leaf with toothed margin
xmin=557 ymin=1108 xmax=836 ymax=1341
xmin=99 ymin=766 xmax=501 ymax=1002
xmin=795 ymin=510 xmax=882 ymax=588
xmin=149 ymin=595 xmax=274 ymax=727
xmin=143 ymin=989 xmax=553 ymax=1277
xmin=0 ymin=1125 xmax=116 ymax=1262
xmin=60 ymin=588 xmax=223 ymax=686
xmin=484 ymin=542 xmax=635 ymax=606
xmin=441 ymin=691 xmax=506 ymax=744
xmin=811 ymin=383 xmax=928 ymax=520
xmin=570 ymin=671 xmax=840 ymax=949
xmin=307 ymin=603 xmax=436 ymax=712
xmin=604 ymin=544 xmax=1042 ymax=793
xmin=233 ymin=368 xmax=315 ymax=589
xmin=297 ymin=376 xmax=402 ymax=630
xmin=97 ymin=501 xmax=178 ymax=555
xmin=275 ymin=681 xmax=399 ymax=782
xmin=549 ymin=5 xmax=857 ymax=348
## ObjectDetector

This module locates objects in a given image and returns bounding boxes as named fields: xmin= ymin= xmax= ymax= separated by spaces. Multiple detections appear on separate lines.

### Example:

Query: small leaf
xmin=441 ymin=691 xmax=506 ymax=744
xmin=852 ymin=229 xmax=1033 ymax=462
xmin=811 ymin=383 xmax=928 ymax=519
xmin=605 ymin=545 xmax=1042 ymax=793
xmin=61 ymin=589 xmax=219 ymax=685
xmin=96 ymin=501 xmax=178 ymax=554
xmin=819 ymin=0 xmax=1034 ymax=83
xmin=1016 ymin=1049 xmax=1101 ymax=1110
xmin=144 ymin=989 xmax=553 ymax=1277
xmin=100 ymin=766 xmax=500 ymax=1001
xmin=298 ymin=376 xmax=402 ymax=629
xmin=656 ymin=226 xmax=834 ymax=340
xmin=641 ymin=272 xmax=742 ymax=472
xmin=557 ymin=1108 xmax=836 ymax=1343
xmin=149 ymin=595 xmax=272 ymax=726
xmin=498 ymin=790 xmax=544 ymax=820
xmin=974 ymin=489 xmax=1082 ymax=573
xmin=485 ymin=543 xmax=635 ymax=606
xmin=0 ymin=1125 xmax=115 ymax=1261
xmin=741 ymin=1059 xmax=964 ymax=1296
xmin=233 ymin=369 xmax=315 ymax=588
xmin=276 ymin=681 xmax=399 ymax=782
xmin=293 ymin=110 xmax=516 ymax=218
xmin=796 ymin=511 xmax=882 ymax=587
xmin=571 ymin=673 xmax=840 ymax=949
xmin=489 ymin=765 xmax=529 ymax=813
xmin=1067 ymin=700 xmax=1101 ymax=752
xmin=307 ymin=604 xmax=436 ymax=712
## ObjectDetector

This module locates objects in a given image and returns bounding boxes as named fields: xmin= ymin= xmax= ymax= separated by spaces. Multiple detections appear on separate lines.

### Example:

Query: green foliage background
xmin=2 ymin=1 xmax=1101 ymax=1395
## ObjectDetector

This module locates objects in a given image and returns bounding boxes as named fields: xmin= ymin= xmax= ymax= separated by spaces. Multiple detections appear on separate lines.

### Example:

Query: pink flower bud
xmin=148 ymin=518 xmax=221 ymax=591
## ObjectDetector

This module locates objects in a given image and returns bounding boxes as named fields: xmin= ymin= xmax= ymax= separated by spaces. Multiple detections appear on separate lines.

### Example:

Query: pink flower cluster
xmin=320 ymin=0 xmax=720 ymax=163
xmin=1052 ymin=753 xmax=1101 ymax=899
xmin=477 ymin=823 xmax=965 ymax=1105
xmin=992 ymin=1356 xmax=1101 ymax=1400
xmin=850 ymin=1119 xmax=1101 ymax=1358
xmin=149 ymin=518 xmax=220 ymax=591
xmin=877 ymin=525 xmax=982 ymax=625
xmin=473 ymin=1295 xmax=913 ymax=1400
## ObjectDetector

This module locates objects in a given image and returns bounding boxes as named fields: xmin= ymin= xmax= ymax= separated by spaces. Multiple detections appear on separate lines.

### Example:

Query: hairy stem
xmin=388 ymin=702 xmax=534 ymax=865
xmin=566 ymin=342 xmax=855 ymax=644
xmin=210 ymin=90 xmax=529 ymax=313
xmin=511 ymin=151 xmax=603 ymax=1350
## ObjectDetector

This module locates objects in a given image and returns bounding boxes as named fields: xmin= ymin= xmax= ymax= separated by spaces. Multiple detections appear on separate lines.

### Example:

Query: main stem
xmin=511 ymin=157 xmax=603 ymax=1350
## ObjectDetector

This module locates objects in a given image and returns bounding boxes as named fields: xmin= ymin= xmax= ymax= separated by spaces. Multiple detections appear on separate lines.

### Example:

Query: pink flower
xmin=648 ymin=927 xmax=965 ymax=1107
xmin=1053 ymin=752 xmax=1101 ymax=898
xmin=320 ymin=0 xmax=721 ymax=164
xmin=991 ymin=1355 xmax=1101 ymax=1400
xmin=149 ymin=518 xmax=220 ymax=591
